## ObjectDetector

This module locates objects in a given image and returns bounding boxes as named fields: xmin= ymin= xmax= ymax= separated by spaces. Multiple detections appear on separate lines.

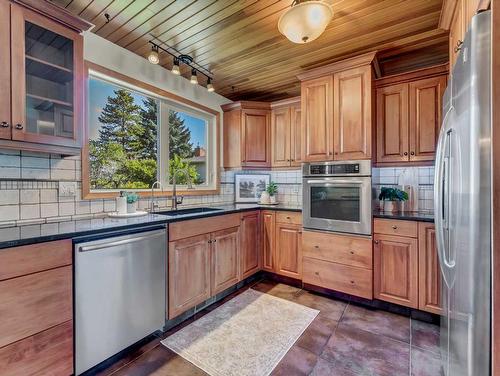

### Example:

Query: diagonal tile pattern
xmin=97 ymin=279 xmax=444 ymax=376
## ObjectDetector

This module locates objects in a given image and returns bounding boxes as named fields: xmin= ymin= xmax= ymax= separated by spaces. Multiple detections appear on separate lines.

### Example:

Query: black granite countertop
xmin=0 ymin=204 xmax=302 ymax=249
xmin=373 ymin=210 xmax=434 ymax=223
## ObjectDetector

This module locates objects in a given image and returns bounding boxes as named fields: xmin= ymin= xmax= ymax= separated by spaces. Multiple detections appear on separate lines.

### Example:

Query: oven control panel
xmin=303 ymin=160 xmax=371 ymax=177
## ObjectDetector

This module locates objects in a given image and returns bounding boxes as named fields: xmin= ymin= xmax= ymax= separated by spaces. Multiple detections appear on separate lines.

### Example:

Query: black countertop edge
xmin=0 ymin=205 xmax=302 ymax=250
xmin=373 ymin=211 xmax=434 ymax=223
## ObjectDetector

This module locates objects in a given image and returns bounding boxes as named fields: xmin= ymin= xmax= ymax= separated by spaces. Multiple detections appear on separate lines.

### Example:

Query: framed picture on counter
xmin=234 ymin=173 xmax=270 ymax=203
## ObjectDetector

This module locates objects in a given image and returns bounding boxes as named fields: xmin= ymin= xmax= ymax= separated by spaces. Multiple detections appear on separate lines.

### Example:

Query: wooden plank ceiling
xmin=51 ymin=0 xmax=448 ymax=101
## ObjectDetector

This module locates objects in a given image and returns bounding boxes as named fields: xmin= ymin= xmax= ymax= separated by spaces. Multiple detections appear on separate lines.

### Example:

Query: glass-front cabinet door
xmin=10 ymin=4 xmax=83 ymax=148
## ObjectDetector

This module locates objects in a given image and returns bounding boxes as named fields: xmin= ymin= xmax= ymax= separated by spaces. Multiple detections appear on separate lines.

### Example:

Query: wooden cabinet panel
xmin=168 ymin=234 xmax=211 ymax=319
xmin=374 ymin=234 xmax=418 ymax=308
xmin=0 ymin=0 xmax=11 ymax=140
xmin=303 ymin=257 xmax=373 ymax=299
xmin=376 ymin=83 xmax=409 ymax=163
xmin=240 ymin=211 xmax=261 ymax=279
xmin=211 ymin=227 xmax=240 ymax=295
xmin=290 ymin=105 xmax=302 ymax=166
xmin=271 ymin=107 xmax=291 ymax=167
xmin=276 ymin=211 xmax=302 ymax=225
xmin=262 ymin=210 xmax=276 ymax=272
xmin=0 ymin=239 xmax=72 ymax=281
xmin=333 ymin=66 xmax=372 ymax=160
xmin=241 ymin=109 xmax=270 ymax=167
xmin=449 ymin=0 xmax=465 ymax=71
xmin=0 ymin=320 xmax=73 ymax=376
xmin=301 ymin=76 xmax=333 ymax=161
xmin=409 ymin=76 xmax=446 ymax=162
xmin=223 ymin=109 xmax=242 ymax=168
xmin=169 ymin=213 xmax=240 ymax=241
xmin=374 ymin=218 xmax=418 ymax=238
xmin=302 ymin=230 xmax=372 ymax=269
xmin=418 ymin=223 xmax=443 ymax=315
xmin=276 ymin=223 xmax=302 ymax=279
xmin=10 ymin=3 xmax=83 ymax=148
xmin=0 ymin=266 xmax=72 ymax=348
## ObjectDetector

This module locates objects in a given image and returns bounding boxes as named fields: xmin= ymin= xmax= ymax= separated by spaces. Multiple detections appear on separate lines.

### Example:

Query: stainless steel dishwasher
xmin=74 ymin=227 xmax=166 ymax=375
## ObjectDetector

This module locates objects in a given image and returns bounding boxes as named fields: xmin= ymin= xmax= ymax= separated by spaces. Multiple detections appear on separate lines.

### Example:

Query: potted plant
xmin=266 ymin=181 xmax=279 ymax=204
xmin=126 ymin=192 xmax=139 ymax=213
xmin=378 ymin=187 xmax=408 ymax=213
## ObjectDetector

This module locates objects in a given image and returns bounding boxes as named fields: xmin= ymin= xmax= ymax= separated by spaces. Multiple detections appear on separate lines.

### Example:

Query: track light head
xmin=190 ymin=69 xmax=198 ymax=84
xmin=148 ymin=45 xmax=160 ymax=64
xmin=207 ymin=77 xmax=215 ymax=92
xmin=171 ymin=57 xmax=180 ymax=75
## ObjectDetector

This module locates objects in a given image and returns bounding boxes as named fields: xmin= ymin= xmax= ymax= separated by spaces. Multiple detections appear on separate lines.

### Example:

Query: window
xmin=86 ymin=69 xmax=218 ymax=196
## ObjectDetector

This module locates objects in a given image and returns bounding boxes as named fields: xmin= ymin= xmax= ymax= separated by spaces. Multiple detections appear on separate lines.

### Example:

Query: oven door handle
xmin=306 ymin=179 xmax=365 ymax=185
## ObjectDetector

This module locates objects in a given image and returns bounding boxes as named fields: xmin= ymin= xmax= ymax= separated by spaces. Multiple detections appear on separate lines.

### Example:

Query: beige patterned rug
xmin=161 ymin=288 xmax=319 ymax=376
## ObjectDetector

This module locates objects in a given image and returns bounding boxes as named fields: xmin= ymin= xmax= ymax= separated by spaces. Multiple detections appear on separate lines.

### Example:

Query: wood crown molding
xmin=375 ymin=63 xmax=449 ymax=87
xmin=221 ymin=101 xmax=271 ymax=112
xmin=296 ymin=51 xmax=378 ymax=81
xmin=270 ymin=96 xmax=301 ymax=109
xmin=438 ymin=0 xmax=457 ymax=30
xmin=12 ymin=0 xmax=94 ymax=32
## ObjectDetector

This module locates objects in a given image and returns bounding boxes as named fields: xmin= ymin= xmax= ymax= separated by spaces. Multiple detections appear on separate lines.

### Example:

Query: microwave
xmin=302 ymin=160 xmax=372 ymax=236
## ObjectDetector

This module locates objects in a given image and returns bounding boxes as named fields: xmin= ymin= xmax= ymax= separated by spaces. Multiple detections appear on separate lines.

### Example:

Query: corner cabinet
xmin=375 ymin=65 xmax=448 ymax=165
xmin=0 ymin=0 xmax=91 ymax=155
xmin=222 ymin=102 xmax=271 ymax=169
xmin=298 ymin=52 xmax=376 ymax=162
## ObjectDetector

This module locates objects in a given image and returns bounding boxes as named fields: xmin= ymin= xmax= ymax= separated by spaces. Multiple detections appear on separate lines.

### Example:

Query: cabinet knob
xmin=374 ymin=240 xmax=379 ymax=244
xmin=454 ymin=40 xmax=463 ymax=53
xmin=0 ymin=121 xmax=9 ymax=128
xmin=291 ymin=159 xmax=294 ymax=162
xmin=403 ymin=152 xmax=408 ymax=156
xmin=286 ymin=216 xmax=291 ymax=219
xmin=15 ymin=124 xmax=23 ymax=130
xmin=392 ymin=225 xmax=397 ymax=230
xmin=350 ymin=250 xmax=354 ymax=255
xmin=334 ymin=152 xmax=339 ymax=155
xmin=208 ymin=240 xmax=212 ymax=244
xmin=350 ymin=280 xmax=355 ymax=284
xmin=315 ymin=272 xmax=319 ymax=276
xmin=314 ymin=245 xmax=319 ymax=249
xmin=410 ymin=151 xmax=415 ymax=156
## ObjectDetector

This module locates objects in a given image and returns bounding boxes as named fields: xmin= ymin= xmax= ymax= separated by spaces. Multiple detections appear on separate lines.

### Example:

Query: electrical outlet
xmin=59 ymin=182 xmax=77 ymax=197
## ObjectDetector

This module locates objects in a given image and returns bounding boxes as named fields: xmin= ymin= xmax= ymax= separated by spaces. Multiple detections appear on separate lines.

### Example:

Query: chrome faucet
xmin=150 ymin=181 xmax=162 ymax=213
xmin=171 ymin=167 xmax=193 ymax=210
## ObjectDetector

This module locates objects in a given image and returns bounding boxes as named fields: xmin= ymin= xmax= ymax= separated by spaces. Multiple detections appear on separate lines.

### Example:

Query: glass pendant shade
xmin=190 ymin=69 xmax=198 ymax=84
xmin=278 ymin=1 xmax=333 ymax=44
xmin=171 ymin=58 xmax=180 ymax=75
xmin=207 ymin=78 xmax=214 ymax=92
xmin=148 ymin=46 xmax=160 ymax=64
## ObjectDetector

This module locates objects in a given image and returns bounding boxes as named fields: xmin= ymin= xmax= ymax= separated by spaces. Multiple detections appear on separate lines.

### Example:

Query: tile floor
xmin=95 ymin=280 xmax=443 ymax=376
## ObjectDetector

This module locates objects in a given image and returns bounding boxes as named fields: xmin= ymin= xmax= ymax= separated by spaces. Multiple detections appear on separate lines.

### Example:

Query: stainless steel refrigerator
xmin=434 ymin=10 xmax=491 ymax=376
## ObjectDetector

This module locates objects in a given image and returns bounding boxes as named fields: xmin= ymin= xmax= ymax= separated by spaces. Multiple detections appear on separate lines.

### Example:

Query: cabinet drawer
xmin=0 ymin=239 xmax=72 ymax=281
xmin=302 ymin=230 xmax=372 ymax=269
xmin=169 ymin=213 xmax=240 ymax=241
xmin=276 ymin=211 xmax=302 ymax=225
xmin=374 ymin=218 xmax=417 ymax=238
xmin=303 ymin=257 xmax=373 ymax=299
xmin=0 ymin=320 xmax=73 ymax=376
xmin=0 ymin=266 xmax=72 ymax=347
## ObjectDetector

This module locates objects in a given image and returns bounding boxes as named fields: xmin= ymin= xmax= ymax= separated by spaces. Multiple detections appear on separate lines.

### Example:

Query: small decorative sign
xmin=234 ymin=173 xmax=270 ymax=203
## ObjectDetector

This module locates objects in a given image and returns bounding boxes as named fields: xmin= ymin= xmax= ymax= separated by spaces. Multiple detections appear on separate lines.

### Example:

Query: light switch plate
xmin=59 ymin=181 xmax=77 ymax=197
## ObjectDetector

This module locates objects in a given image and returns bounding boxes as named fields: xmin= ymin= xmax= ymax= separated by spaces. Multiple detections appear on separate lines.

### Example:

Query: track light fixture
xmin=171 ymin=57 xmax=180 ymax=75
xmin=147 ymin=40 xmax=215 ymax=92
xmin=190 ymin=69 xmax=198 ymax=84
xmin=148 ymin=44 xmax=160 ymax=64
xmin=207 ymin=78 xmax=214 ymax=92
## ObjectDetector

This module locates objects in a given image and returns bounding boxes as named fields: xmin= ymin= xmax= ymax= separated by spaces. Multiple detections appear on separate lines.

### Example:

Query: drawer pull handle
xmin=0 ymin=121 xmax=9 ymax=128
xmin=392 ymin=225 xmax=397 ymax=229
xmin=15 ymin=123 xmax=23 ymax=130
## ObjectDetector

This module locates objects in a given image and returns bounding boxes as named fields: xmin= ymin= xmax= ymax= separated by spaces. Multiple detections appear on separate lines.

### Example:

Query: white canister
xmin=127 ymin=202 xmax=137 ymax=214
xmin=260 ymin=191 xmax=270 ymax=204
xmin=116 ymin=196 xmax=127 ymax=214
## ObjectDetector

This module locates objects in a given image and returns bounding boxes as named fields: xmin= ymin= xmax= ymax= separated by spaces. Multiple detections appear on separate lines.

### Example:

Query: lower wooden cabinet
xmin=276 ymin=222 xmax=302 ymax=279
xmin=418 ymin=222 xmax=442 ymax=314
xmin=374 ymin=233 xmax=419 ymax=308
xmin=168 ymin=234 xmax=212 ymax=319
xmin=240 ymin=211 xmax=261 ymax=279
xmin=211 ymin=227 xmax=240 ymax=295
xmin=261 ymin=210 xmax=276 ymax=272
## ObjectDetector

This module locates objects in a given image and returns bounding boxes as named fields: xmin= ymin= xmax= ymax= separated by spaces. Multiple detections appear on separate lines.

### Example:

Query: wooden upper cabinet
xmin=418 ymin=223 xmax=443 ymax=315
xmin=211 ymin=227 xmax=240 ymax=295
xmin=376 ymin=83 xmax=409 ymax=163
xmin=271 ymin=107 xmax=291 ymax=167
xmin=275 ymin=223 xmax=302 ymax=279
xmin=375 ymin=65 xmax=448 ymax=165
xmin=240 ymin=211 xmax=261 ymax=279
xmin=301 ymin=75 xmax=333 ymax=161
xmin=290 ymin=105 xmax=302 ymax=166
xmin=409 ymin=76 xmax=446 ymax=162
xmin=222 ymin=102 xmax=270 ymax=169
xmin=0 ymin=0 xmax=11 ymax=141
xmin=333 ymin=65 xmax=372 ymax=160
xmin=168 ymin=234 xmax=211 ymax=319
xmin=374 ymin=233 xmax=418 ymax=308
xmin=449 ymin=0 xmax=465 ymax=71
xmin=261 ymin=211 xmax=276 ymax=272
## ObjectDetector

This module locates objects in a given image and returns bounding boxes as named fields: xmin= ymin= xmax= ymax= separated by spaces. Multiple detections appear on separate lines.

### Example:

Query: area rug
xmin=161 ymin=288 xmax=319 ymax=376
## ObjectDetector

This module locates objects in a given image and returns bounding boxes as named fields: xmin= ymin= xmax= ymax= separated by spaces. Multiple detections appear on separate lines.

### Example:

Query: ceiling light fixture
xmin=206 ymin=78 xmax=214 ymax=92
xmin=171 ymin=57 xmax=180 ymax=75
xmin=147 ymin=44 xmax=160 ymax=64
xmin=278 ymin=0 xmax=333 ymax=44
xmin=190 ymin=69 xmax=198 ymax=84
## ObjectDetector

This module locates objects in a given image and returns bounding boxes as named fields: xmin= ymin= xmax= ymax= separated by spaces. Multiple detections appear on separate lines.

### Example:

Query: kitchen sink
xmin=155 ymin=207 xmax=223 ymax=216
